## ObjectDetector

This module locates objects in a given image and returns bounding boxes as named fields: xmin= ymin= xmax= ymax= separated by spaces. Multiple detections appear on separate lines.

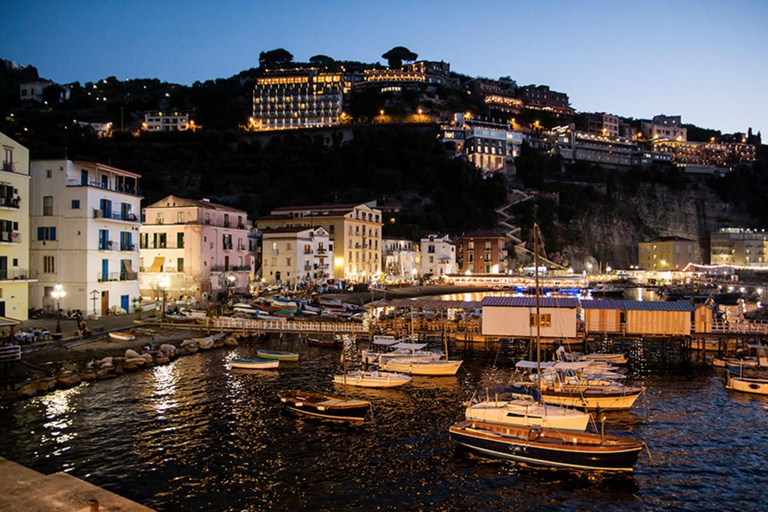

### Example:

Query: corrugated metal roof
xmin=580 ymin=300 xmax=696 ymax=312
xmin=387 ymin=298 xmax=479 ymax=309
xmin=481 ymin=296 xmax=580 ymax=308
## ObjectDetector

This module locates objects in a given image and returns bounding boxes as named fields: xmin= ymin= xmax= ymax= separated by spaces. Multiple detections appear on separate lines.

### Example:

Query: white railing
xmin=212 ymin=317 xmax=367 ymax=334
xmin=0 ymin=345 xmax=21 ymax=362
xmin=708 ymin=321 xmax=768 ymax=335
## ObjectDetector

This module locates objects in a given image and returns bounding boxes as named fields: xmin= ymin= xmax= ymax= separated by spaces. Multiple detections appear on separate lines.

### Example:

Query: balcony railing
xmin=223 ymin=242 xmax=233 ymax=250
xmin=120 ymin=243 xmax=136 ymax=252
xmin=0 ymin=268 xmax=36 ymax=281
xmin=119 ymin=272 xmax=138 ymax=281
xmin=2 ymin=162 xmax=14 ymax=173
xmin=98 ymin=240 xmax=114 ymax=251
xmin=97 ymin=272 xmax=120 ymax=282
xmin=93 ymin=209 xmax=139 ymax=222
xmin=0 ymin=196 xmax=21 ymax=208
xmin=0 ymin=231 xmax=21 ymax=243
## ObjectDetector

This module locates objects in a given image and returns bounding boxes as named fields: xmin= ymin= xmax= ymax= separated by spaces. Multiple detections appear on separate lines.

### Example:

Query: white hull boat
xmin=726 ymin=370 xmax=768 ymax=395
xmin=230 ymin=358 xmax=279 ymax=369
xmin=380 ymin=358 xmax=462 ymax=376
xmin=333 ymin=369 xmax=412 ymax=388
xmin=466 ymin=399 xmax=591 ymax=431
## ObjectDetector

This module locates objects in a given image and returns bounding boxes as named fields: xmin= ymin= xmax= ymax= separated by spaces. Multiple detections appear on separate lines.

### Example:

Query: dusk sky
xmin=3 ymin=0 xmax=766 ymax=135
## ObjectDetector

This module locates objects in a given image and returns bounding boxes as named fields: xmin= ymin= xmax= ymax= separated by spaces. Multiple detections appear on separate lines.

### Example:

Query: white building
xmin=419 ymin=233 xmax=457 ymax=280
xmin=19 ymin=80 xmax=71 ymax=103
xmin=260 ymin=226 xmax=331 ymax=289
xmin=1 ymin=132 xmax=33 ymax=320
xmin=382 ymin=237 xmax=420 ymax=282
xmin=143 ymin=111 xmax=192 ymax=131
xmin=29 ymin=160 xmax=142 ymax=316
xmin=641 ymin=114 xmax=687 ymax=142
xmin=481 ymin=296 xmax=579 ymax=340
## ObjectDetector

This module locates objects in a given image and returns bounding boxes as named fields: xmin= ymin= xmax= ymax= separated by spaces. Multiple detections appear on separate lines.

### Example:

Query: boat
xmin=278 ymin=389 xmax=371 ymax=423
xmin=590 ymin=283 xmax=626 ymax=298
xmin=165 ymin=313 xmax=197 ymax=324
xmin=308 ymin=336 xmax=343 ymax=348
xmin=451 ymin=224 xmax=644 ymax=472
xmin=257 ymin=349 xmax=299 ymax=361
xmin=108 ymin=331 xmax=135 ymax=341
xmin=379 ymin=358 xmax=462 ymax=376
xmin=449 ymin=419 xmax=644 ymax=472
xmin=333 ymin=368 xmax=412 ymax=388
xmin=726 ymin=366 xmax=768 ymax=395
xmin=362 ymin=336 xmax=443 ymax=364
xmin=537 ymin=362 xmax=645 ymax=410
xmin=230 ymin=358 xmax=279 ymax=369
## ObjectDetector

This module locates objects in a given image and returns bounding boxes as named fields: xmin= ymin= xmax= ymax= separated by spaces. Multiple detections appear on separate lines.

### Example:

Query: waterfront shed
xmin=581 ymin=300 xmax=695 ymax=336
xmin=481 ymin=296 xmax=579 ymax=340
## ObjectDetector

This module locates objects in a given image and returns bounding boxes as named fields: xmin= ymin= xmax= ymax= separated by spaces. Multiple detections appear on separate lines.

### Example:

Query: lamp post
xmin=51 ymin=284 xmax=66 ymax=334
xmin=159 ymin=276 xmax=170 ymax=320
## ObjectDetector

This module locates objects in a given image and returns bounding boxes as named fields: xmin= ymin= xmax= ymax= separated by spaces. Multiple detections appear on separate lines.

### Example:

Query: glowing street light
xmin=51 ymin=284 xmax=66 ymax=334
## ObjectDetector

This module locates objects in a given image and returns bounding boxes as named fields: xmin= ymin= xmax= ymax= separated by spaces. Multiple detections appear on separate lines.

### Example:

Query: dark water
xmin=1 ymin=337 xmax=767 ymax=511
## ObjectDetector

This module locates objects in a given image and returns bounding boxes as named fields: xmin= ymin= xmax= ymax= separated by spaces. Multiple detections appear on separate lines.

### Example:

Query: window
xmin=204 ymin=212 xmax=210 ymax=224
xmin=43 ymin=255 xmax=55 ymax=273
xmin=140 ymin=233 xmax=148 ymax=249
xmin=224 ymin=213 xmax=229 ymax=227
xmin=428 ymin=245 xmax=435 ymax=253
xmin=46 ymin=169 xmax=52 ymax=178
xmin=157 ymin=212 xmax=164 ymax=224
xmin=177 ymin=211 xmax=184 ymax=224
xmin=99 ymin=229 xmax=110 ymax=250
xmin=529 ymin=313 xmax=552 ymax=328
xmin=37 ymin=227 xmax=57 ymax=241
xmin=71 ymin=199 xmax=80 ymax=209
xmin=177 ymin=232 xmax=184 ymax=248
xmin=304 ymin=244 xmax=312 ymax=254
xmin=286 ymin=257 xmax=291 ymax=266
xmin=177 ymin=258 xmax=184 ymax=271
xmin=43 ymin=196 xmax=53 ymax=216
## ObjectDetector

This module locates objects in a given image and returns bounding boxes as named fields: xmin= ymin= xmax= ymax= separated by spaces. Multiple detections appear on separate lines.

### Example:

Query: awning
xmin=149 ymin=256 xmax=165 ymax=273
xmin=122 ymin=260 xmax=137 ymax=280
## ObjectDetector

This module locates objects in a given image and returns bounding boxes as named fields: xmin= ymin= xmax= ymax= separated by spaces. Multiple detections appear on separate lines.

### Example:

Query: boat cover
xmin=553 ymin=361 xmax=593 ymax=370
xmin=393 ymin=343 xmax=429 ymax=351
xmin=372 ymin=337 xmax=400 ymax=346
xmin=515 ymin=360 xmax=555 ymax=369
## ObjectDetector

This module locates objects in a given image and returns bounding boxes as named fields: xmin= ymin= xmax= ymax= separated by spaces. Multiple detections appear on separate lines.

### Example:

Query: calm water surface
xmin=1 ymin=336 xmax=766 ymax=511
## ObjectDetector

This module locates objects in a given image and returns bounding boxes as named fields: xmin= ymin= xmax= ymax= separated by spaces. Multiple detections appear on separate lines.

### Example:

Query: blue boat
xmin=257 ymin=349 xmax=299 ymax=362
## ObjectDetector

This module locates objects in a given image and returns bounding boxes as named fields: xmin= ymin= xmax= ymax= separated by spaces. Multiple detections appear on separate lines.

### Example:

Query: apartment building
xmin=382 ymin=237 xmax=420 ymax=281
xmin=441 ymin=113 xmax=523 ymax=172
xmin=257 ymin=202 xmax=382 ymax=282
xmin=419 ymin=233 xmax=457 ymax=279
xmin=29 ymin=160 xmax=142 ymax=316
xmin=457 ymin=231 xmax=507 ymax=274
xmin=260 ymin=226 xmax=331 ymax=288
xmin=139 ymin=196 xmax=252 ymax=302
xmin=518 ymin=85 xmax=571 ymax=113
xmin=143 ymin=111 xmax=193 ymax=131
xmin=641 ymin=114 xmax=688 ymax=141
xmin=0 ymin=132 xmax=33 ymax=320
xmin=638 ymin=236 xmax=697 ymax=271
xmin=710 ymin=228 xmax=768 ymax=267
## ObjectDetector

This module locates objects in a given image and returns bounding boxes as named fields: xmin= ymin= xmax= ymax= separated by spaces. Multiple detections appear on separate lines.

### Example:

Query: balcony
xmin=120 ymin=243 xmax=136 ymax=252
xmin=2 ymin=162 xmax=14 ymax=173
xmin=93 ymin=209 xmax=139 ymax=222
xmin=0 ymin=268 xmax=36 ymax=281
xmin=0 ymin=196 xmax=21 ymax=209
xmin=68 ymin=179 xmax=142 ymax=197
xmin=223 ymin=242 xmax=233 ymax=250
xmin=98 ymin=240 xmax=114 ymax=251
xmin=0 ymin=231 xmax=21 ymax=243
xmin=97 ymin=272 xmax=120 ymax=282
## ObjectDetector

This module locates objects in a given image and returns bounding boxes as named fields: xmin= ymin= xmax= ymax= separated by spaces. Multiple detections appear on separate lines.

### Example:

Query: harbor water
xmin=0 ymin=336 xmax=766 ymax=511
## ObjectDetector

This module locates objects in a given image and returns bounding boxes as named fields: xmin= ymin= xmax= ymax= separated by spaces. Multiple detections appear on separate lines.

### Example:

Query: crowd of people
xmin=1 ymin=328 xmax=51 ymax=346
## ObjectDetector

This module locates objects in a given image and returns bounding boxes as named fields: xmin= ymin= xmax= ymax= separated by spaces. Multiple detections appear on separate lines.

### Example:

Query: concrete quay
xmin=0 ymin=457 xmax=154 ymax=511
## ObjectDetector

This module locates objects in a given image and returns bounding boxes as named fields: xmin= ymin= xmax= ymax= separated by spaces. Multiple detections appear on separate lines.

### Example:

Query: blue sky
xmin=3 ymin=0 xmax=766 ymax=135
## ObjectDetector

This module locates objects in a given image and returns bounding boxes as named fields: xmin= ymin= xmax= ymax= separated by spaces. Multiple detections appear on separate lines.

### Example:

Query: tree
xmin=259 ymin=48 xmax=294 ymax=69
xmin=309 ymin=55 xmax=335 ymax=68
xmin=382 ymin=46 xmax=418 ymax=69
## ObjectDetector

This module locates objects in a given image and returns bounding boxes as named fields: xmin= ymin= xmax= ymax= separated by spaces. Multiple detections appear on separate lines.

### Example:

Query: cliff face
xmin=557 ymin=181 xmax=751 ymax=270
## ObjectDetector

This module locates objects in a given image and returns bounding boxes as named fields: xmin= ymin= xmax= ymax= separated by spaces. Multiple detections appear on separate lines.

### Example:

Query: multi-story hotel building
xmin=419 ymin=233 xmax=457 ymax=280
xmin=257 ymin=203 xmax=382 ymax=282
xmin=251 ymin=69 xmax=349 ymax=131
xmin=0 ymin=132 xmax=33 ymax=320
xmin=29 ymin=160 xmax=142 ymax=316
xmin=581 ymin=113 xmax=620 ymax=138
xmin=441 ymin=114 xmax=523 ymax=173
xmin=641 ymin=115 xmax=688 ymax=142
xmin=457 ymin=231 xmax=507 ymax=274
xmin=260 ymin=226 xmax=331 ymax=288
xmin=382 ymin=237 xmax=420 ymax=281
xmin=139 ymin=196 xmax=252 ymax=303
xmin=638 ymin=236 xmax=697 ymax=271
xmin=518 ymin=85 xmax=571 ymax=114
xmin=710 ymin=228 xmax=768 ymax=267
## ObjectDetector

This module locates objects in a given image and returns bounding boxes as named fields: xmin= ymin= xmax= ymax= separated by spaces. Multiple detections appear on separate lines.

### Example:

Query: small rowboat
xmin=165 ymin=314 xmax=197 ymax=324
xmin=278 ymin=389 xmax=371 ymax=423
xmin=257 ymin=349 xmax=299 ymax=362
xmin=230 ymin=358 xmax=279 ymax=370
xmin=109 ymin=331 xmax=135 ymax=342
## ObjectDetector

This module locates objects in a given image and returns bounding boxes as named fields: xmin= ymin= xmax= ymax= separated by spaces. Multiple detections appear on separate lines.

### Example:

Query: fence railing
xmin=0 ymin=345 xmax=21 ymax=362
xmin=213 ymin=317 xmax=367 ymax=335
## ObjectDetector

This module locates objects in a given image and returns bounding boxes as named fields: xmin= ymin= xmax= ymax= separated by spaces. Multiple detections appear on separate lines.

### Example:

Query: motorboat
xmin=726 ymin=366 xmax=768 ymax=395
xmin=108 ymin=331 xmax=135 ymax=342
xmin=278 ymin=389 xmax=371 ymax=423
xmin=230 ymin=358 xmax=279 ymax=370
xmin=257 ymin=349 xmax=299 ymax=362
xmin=362 ymin=336 xmax=443 ymax=365
xmin=333 ymin=368 xmax=412 ymax=388
xmin=379 ymin=358 xmax=462 ymax=376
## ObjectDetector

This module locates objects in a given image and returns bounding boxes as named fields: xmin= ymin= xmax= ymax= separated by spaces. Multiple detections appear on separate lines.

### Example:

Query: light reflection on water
xmin=0 ymin=335 xmax=767 ymax=510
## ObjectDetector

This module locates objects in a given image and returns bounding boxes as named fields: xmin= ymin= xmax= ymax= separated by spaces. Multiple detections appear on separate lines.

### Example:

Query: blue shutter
xmin=38 ymin=227 xmax=44 ymax=240
xmin=50 ymin=227 xmax=56 ymax=240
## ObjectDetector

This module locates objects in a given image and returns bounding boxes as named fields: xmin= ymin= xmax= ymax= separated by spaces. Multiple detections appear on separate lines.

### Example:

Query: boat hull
xmin=726 ymin=372 xmax=768 ymax=395
xmin=108 ymin=332 xmax=135 ymax=342
xmin=541 ymin=387 xmax=643 ymax=410
xmin=230 ymin=358 xmax=279 ymax=369
xmin=257 ymin=350 xmax=299 ymax=362
xmin=278 ymin=390 xmax=371 ymax=423
xmin=380 ymin=359 xmax=462 ymax=376
xmin=333 ymin=371 xmax=411 ymax=388
xmin=466 ymin=401 xmax=591 ymax=431
xmin=449 ymin=420 xmax=643 ymax=472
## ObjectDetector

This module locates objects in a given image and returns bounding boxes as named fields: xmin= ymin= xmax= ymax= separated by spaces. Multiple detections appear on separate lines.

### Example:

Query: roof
xmin=272 ymin=203 xmax=378 ymax=213
xmin=460 ymin=230 xmax=505 ymax=239
xmin=71 ymin=160 xmax=141 ymax=178
xmin=261 ymin=226 xmax=327 ymax=236
xmin=481 ymin=296 xmax=580 ymax=308
xmin=145 ymin=195 xmax=246 ymax=213
xmin=644 ymin=236 xmax=695 ymax=243
xmin=580 ymin=300 xmax=695 ymax=312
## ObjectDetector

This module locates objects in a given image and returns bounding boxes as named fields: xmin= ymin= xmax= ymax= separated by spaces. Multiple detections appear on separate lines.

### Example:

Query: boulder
xmin=154 ymin=355 xmax=170 ymax=365
xmin=80 ymin=370 xmax=98 ymax=381
xmin=224 ymin=337 xmax=239 ymax=347
xmin=196 ymin=336 xmax=214 ymax=350
xmin=18 ymin=384 xmax=37 ymax=399
xmin=34 ymin=378 xmax=57 ymax=393
xmin=96 ymin=369 xmax=116 ymax=380
xmin=125 ymin=349 xmax=140 ymax=359
xmin=141 ymin=353 xmax=153 ymax=363
xmin=100 ymin=361 xmax=114 ymax=369
xmin=122 ymin=362 xmax=139 ymax=371
xmin=99 ymin=356 xmax=113 ymax=366
xmin=125 ymin=357 xmax=146 ymax=366
xmin=57 ymin=372 xmax=82 ymax=389
xmin=160 ymin=344 xmax=178 ymax=357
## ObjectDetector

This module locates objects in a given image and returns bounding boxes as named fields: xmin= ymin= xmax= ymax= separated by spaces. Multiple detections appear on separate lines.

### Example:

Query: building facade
xmin=457 ymin=231 xmax=507 ymax=274
xmin=257 ymin=203 xmax=383 ymax=282
xmin=143 ymin=111 xmax=192 ymax=131
xmin=419 ymin=233 xmax=457 ymax=279
xmin=139 ymin=196 xmax=252 ymax=303
xmin=29 ymin=160 xmax=142 ymax=316
xmin=641 ymin=114 xmax=688 ymax=141
xmin=638 ymin=236 xmax=697 ymax=271
xmin=260 ymin=226 xmax=330 ymax=288
xmin=0 ymin=132 xmax=33 ymax=320
xmin=710 ymin=228 xmax=768 ymax=267
xmin=518 ymin=85 xmax=571 ymax=113
xmin=382 ymin=237 xmax=420 ymax=282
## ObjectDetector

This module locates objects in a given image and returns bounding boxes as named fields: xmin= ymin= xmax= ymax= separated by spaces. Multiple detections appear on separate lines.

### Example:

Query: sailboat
xmin=279 ymin=336 xmax=371 ymax=423
xmin=450 ymin=224 xmax=644 ymax=471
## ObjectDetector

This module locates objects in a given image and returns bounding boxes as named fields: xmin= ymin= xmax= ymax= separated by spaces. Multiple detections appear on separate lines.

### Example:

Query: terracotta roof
xmin=271 ymin=203 xmax=371 ymax=212
xmin=71 ymin=160 xmax=141 ymax=178
xmin=261 ymin=226 xmax=325 ymax=235
xmin=146 ymin=195 xmax=246 ymax=213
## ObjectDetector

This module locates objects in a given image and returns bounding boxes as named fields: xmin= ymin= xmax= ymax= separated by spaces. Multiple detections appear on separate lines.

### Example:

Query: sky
xmin=3 ymin=0 xmax=767 ymax=135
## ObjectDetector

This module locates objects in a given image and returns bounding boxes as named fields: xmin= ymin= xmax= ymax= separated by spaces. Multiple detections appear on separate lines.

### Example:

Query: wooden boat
xmin=230 ymin=358 xmax=279 ymax=369
xmin=362 ymin=337 xmax=442 ymax=365
xmin=165 ymin=313 xmax=197 ymax=324
xmin=257 ymin=349 xmax=299 ymax=362
xmin=380 ymin=358 xmax=462 ymax=376
xmin=449 ymin=419 xmax=644 ymax=472
xmin=308 ymin=336 xmax=343 ymax=348
xmin=278 ymin=389 xmax=371 ymax=423
xmin=726 ymin=367 xmax=768 ymax=395
xmin=108 ymin=331 xmax=135 ymax=341
xmin=333 ymin=368 xmax=412 ymax=388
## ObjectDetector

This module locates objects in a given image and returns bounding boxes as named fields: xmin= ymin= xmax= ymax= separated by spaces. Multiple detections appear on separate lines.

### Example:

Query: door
xmin=81 ymin=169 xmax=88 ymax=186
xmin=0 ymin=301 xmax=5 ymax=317
xmin=101 ymin=291 xmax=109 ymax=316
xmin=0 ymin=256 xmax=7 ymax=280
xmin=102 ymin=259 xmax=109 ymax=281
xmin=120 ymin=295 xmax=129 ymax=313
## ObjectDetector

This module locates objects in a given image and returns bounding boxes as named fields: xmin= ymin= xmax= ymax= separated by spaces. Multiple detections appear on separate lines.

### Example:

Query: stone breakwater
xmin=12 ymin=333 xmax=242 ymax=400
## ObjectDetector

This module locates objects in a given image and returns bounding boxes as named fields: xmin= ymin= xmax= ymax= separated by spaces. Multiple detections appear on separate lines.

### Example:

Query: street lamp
xmin=51 ymin=284 xmax=66 ymax=334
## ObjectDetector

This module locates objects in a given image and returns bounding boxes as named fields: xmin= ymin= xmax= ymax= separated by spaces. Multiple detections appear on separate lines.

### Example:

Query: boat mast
xmin=534 ymin=223 xmax=542 ymax=405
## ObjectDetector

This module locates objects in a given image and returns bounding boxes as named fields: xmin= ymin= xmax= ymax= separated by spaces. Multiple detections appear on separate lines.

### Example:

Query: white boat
xmin=380 ymin=358 xmax=462 ymax=376
xmin=333 ymin=368 xmax=412 ymax=388
xmin=108 ymin=331 xmax=135 ymax=341
xmin=363 ymin=338 xmax=443 ymax=365
xmin=726 ymin=367 xmax=768 ymax=395
xmin=465 ymin=396 xmax=591 ymax=431
xmin=230 ymin=358 xmax=279 ymax=369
